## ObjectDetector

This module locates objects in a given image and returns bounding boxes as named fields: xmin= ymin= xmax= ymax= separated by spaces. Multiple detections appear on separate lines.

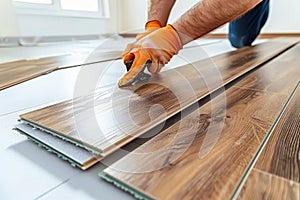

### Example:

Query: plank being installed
xmin=237 ymin=169 xmax=300 ymax=200
xmin=100 ymin=45 xmax=300 ymax=199
xmin=0 ymin=50 xmax=122 ymax=90
xmin=18 ymin=39 xmax=298 ymax=162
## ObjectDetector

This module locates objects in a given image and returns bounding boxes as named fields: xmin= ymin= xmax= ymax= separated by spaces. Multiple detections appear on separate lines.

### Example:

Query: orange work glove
xmin=122 ymin=20 xmax=162 ymax=57
xmin=118 ymin=25 xmax=182 ymax=87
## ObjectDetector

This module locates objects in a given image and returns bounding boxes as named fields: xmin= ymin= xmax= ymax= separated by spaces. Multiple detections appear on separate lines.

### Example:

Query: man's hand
xmin=122 ymin=20 xmax=162 ymax=57
xmin=118 ymin=25 xmax=182 ymax=87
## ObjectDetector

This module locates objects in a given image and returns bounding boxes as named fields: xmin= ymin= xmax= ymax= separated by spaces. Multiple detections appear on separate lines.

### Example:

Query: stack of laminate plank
xmin=14 ymin=38 xmax=300 ymax=199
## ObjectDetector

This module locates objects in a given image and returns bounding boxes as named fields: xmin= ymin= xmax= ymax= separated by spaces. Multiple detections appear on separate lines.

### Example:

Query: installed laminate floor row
xmin=237 ymin=79 xmax=300 ymax=199
xmin=254 ymin=83 xmax=300 ymax=182
xmin=0 ymin=54 xmax=79 ymax=90
xmin=0 ymin=50 xmax=122 ymax=90
xmin=100 ymin=44 xmax=300 ymax=199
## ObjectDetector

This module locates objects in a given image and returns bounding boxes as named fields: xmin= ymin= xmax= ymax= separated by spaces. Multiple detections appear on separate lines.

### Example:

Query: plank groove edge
xmin=231 ymin=81 xmax=300 ymax=199
xmin=254 ymin=80 xmax=300 ymax=182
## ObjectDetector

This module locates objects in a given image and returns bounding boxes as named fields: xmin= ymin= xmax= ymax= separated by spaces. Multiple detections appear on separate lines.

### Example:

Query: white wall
xmin=17 ymin=14 xmax=115 ymax=36
xmin=0 ymin=0 xmax=19 ymax=37
xmin=0 ymin=0 xmax=119 ymax=37
xmin=119 ymin=0 xmax=300 ymax=34
xmin=1 ymin=0 xmax=299 ymax=37
xmin=118 ymin=0 xmax=147 ymax=33
xmin=263 ymin=0 xmax=300 ymax=33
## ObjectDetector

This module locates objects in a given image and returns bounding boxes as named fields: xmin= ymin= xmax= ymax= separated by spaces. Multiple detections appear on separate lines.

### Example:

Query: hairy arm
xmin=173 ymin=0 xmax=263 ymax=44
xmin=148 ymin=0 xmax=176 ymax=26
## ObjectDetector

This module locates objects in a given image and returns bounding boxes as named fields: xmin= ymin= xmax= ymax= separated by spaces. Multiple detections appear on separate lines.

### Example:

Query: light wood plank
xmin=19 ymin=39 xmax=298 ymax=157
xmin=101 ymin=45 xmax=300 ymax=199
xmin=237 ymin=169 xmax=300 ymax=200
xmin=254 ymin=81 xmax=300 ymax=182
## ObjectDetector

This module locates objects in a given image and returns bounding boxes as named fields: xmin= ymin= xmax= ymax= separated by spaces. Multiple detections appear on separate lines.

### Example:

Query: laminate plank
xmin=101 ymin=88 xmax=291 ymax=200
xmin=233 ymin=43 xmax=300 ymax=96
xmin=100 ymin=45 xmax=300 ymax=199
xmin=0 ymin=50 xmax=122 ymax=90
xmin=0 ymin=54 xmax=81 ymax=90
xmin=19 ymin=39 xmax=298 ymax=157
xmin=254 ymin=81 xmax=300 ymax=182
xmin=237 ymin=169 xmax=300 ymax=200
xmin=0 ymin=56 xmax=62 ymax=90
xmin=14 ymin=123 xmax=100 ymax=170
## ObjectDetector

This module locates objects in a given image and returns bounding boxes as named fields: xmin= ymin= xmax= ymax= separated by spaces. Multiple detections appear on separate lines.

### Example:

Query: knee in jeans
xmin=228 ymin=33 xmax=254 ymax=48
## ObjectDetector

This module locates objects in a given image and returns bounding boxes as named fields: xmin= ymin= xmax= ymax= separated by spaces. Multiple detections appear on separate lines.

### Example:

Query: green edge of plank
xmin=19 ymin=119 xmax=101 ymax=155
xmin=14 ymin=128 xmax=83 ymax=169
xmin=99 ymin=171 xmax=154 ymax=200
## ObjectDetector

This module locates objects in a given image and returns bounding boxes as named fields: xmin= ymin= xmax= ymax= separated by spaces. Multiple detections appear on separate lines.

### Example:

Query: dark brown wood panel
xmin=237 ymin=169 xmax=300 ymax=200
xmin=19 ymin=39 xmax=298 ymax=156
xmin=101 ymin=45 xmax=300 ymax=199
xmin=254 ymin=82 xmax=300 ymax=182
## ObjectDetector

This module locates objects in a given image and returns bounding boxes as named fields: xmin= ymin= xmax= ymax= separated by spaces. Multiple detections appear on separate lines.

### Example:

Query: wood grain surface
xmin=0 ymin=55 xmax=69 ymax=90
xmin=0 ymin=50 xmax=122 ymax=90
xmin=101 ymin=45 xmax=300 ymax=199
xmin=254 ymin=81 xmax=300 ymax=182
xmin=101 ymin=90 xmax=290 ymax=200
xmin=20 ymin=39 xmax=298 ymax=156
xmin=0 ymin=54 xmax=87 ymax=90
xmin=233 ymin=44 xmax=300 ymax=96
xmin=237 ymin=169 xmax=300 ymax=200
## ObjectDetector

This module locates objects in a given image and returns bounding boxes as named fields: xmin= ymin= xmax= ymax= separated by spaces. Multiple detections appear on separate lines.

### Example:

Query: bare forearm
xmin=148 ymin=0 xmax=176 ymax=26
xmin=173 ymin=0 xmax=262 ymax=44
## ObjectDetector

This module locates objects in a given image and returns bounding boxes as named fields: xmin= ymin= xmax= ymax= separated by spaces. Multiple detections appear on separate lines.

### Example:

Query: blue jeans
xmin=228 ymin=0 xmax=270 ymax=48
